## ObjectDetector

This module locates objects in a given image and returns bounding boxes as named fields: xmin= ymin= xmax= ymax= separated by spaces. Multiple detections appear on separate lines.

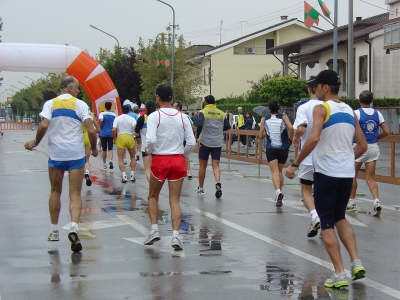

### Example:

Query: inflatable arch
xmin=0 ymin=43 xmax=121 ymax=116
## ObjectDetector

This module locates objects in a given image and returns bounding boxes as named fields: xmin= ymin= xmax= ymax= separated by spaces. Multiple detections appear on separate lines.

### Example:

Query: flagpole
xmin=348 ymin=0 xmax=355 ymax=98
xmin=333 ymin=0 xmax=338 ymax=72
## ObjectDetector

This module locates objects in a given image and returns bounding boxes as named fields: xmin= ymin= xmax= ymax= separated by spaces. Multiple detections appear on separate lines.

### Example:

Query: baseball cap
xmin=311 ymin=70 xmax=341 ymax=86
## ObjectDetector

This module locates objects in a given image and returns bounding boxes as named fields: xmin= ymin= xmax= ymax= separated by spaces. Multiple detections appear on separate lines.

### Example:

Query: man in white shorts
xmin=347 ymin=90 xmax=390 ymax=216
xmin=112 ymin=105 xmax=137 ymax=183
xmin=292 ymin=76 xmax=323 ymax=237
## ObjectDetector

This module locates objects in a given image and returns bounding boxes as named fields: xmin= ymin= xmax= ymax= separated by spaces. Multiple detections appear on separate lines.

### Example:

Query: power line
xmin=359 ymin=0 xmax=396 ymax=14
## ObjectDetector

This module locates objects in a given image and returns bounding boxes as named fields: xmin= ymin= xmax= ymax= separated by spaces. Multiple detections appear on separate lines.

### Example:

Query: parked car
xmin=0 ymin=117 xmax=6 ymax=122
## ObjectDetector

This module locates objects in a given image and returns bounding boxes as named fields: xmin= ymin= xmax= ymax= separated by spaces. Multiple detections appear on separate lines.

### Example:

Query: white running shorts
xmin=355 ymin=143 xmax=380 ymax=163
xmin=298 ymin=164 xmax=313 ymax=182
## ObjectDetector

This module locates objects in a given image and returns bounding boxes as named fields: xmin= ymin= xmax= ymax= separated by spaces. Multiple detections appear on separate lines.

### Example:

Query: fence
xmin=192 ymin=129 xmax=399 ymax=185
xmin=0 ymin=122 xmax=33 ymax=130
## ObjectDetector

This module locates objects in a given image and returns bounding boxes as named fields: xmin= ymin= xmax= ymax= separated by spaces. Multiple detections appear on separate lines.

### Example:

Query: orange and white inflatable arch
xmin=0 ymin=43 xmax=121 ymax=116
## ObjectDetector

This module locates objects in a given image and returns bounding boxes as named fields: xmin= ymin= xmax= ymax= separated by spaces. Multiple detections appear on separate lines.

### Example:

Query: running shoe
xmin=130 ymin=174 xmax=135 ymax=182
xmin=85 ymin=173 xmax=92 ymax=186
xmin=215 ymin=182 xmax=222 ymax=199
xmin=136 ymin=155 xmax=140 ymax=161
xmin=325 ymin=287 xmax=349 ymax=299
xmin=196 ymin=187 xmax=205 ymax=196
xmin=276 ymin=193 xmax=283 ymax=207
xmin=187 ymin=171 xmax=193 ymax=180
xmin=68 ymin=227 xmax=82 ymax=252
xmin=99 ymin=148 xmax=102 ymax=152
xmin=171 ymin=236 xmax=184 ymax=250
xmin=121 ymin=175 xmax=128 ymax=183
xmin=144 ymin=231 xmax=160 ymax=245
xmin=351 ymin=259 xmax=366 ymax=281
xmin=372 ymin=201 xmax=382 ymax=217
xmin=103 ymin=163 xmax=107 ymax=170
xmin=48 ymin=230 xmax=59 ymax=241
xmin=124 ymin=159 xmax=127 ymax=166
xmin=109 ymin=161 xmax=114 ymax=169
xmin=324 ymin=273 xmax=349 ymax=288
xmin=307 ymin=217 xmax=320 ymax=237
xmin=346 ymin=200 xmax=358 ymax=212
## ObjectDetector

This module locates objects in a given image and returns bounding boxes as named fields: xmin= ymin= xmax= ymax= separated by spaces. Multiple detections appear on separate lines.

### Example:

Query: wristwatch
xmin=291 ymin=162 xmax=299 ymax=167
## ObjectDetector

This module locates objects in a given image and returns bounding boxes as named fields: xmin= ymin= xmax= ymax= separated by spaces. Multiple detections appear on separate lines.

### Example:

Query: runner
xmin=83 ymin=110 xmax=100 ymax=186
xmin=143 ymin=84 xmax=195 ymax=250
xmin=112 ymin=105 xmax=137 ymax=183
xmin=285 ymin=70 xmax=368 ymax=288
xmin=292 ymin=76 xmax=322 ymax=237
xmin=195 ymin=95 xmax=231 ymax=198
xmin=99 ymin=102 xmax=116 ymax=170
xmin=347 ymin=90 xmax=390 ymax=215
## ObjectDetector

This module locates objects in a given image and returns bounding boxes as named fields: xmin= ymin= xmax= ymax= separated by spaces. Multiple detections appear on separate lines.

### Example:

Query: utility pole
xmin=348 ymin=0 xmax=355 ymax=98
xmin=333 ymin=0 xmax=338 ymax=72
xmin=220 ymin=20 xmax=223 ymax=45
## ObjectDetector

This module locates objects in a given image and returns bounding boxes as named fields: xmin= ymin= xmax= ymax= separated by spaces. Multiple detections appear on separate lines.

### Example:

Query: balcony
xmin=384 ymin=21 xmax=400 ymax=50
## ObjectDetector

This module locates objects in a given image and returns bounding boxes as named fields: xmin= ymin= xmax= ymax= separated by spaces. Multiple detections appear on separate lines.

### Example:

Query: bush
xmin=341 ymin=98 xmax=400 ymax=109
xmin=259 ymin=77 xmax=308 ymax=106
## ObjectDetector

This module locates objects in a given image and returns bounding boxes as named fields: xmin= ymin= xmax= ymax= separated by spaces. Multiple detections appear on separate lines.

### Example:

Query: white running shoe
xmin=130 ymin=174 xmax=135 ymax=182
xmin=196 ymin=187 xmax=205 ymax=196
xmin=171 ymin=236 xmax=183 ymax=250
xmin=121 ymin=175 xmax=128 ymax=183
xmin=187 ymin=171 xmax=193 ymax=180
xmin=307 ymin=217 xmax=320 ymax=237
xmin=372 ymin=201 xmax=382 ymax=217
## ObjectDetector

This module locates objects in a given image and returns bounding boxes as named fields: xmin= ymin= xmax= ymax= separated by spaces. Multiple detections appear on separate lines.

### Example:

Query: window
xmin=266 ymin=39 xmax=275 ymax=54
xmin=359 ymin=55 xmax=368 ymax=83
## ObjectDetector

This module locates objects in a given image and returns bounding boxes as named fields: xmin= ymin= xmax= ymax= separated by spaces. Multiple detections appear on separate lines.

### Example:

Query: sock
xmin=172 ymin=230 xmax=179 ymax=238
xmin=310 ymin=209 xmax=318 ymax=220
xmin=85 ymin=169 xmax=89 ymax=175
xmin=130 ymin=171 xmax=135 ymax=176
xmin=150 ymin=224 xmax=158 ymax=233
xmin=51 ymin=224 xmax=58 ymax=232
xmin=71 ymin=222 xmax=79 ymax=230
xmin=348 ymin=199 xmax=355 ymax=205
xmin=374 ymin=198 xmax=380 ymax=204
xmin=276 ymin=189 xmax=281 ymax=195
xmin=351 ymin=259 xmax=361 ymax=265
xmin=122 ymin=172 xmax=126 ymax=177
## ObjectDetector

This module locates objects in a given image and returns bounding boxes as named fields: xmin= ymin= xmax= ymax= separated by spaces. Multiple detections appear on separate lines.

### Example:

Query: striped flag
xmin=304 ymin=1 xmax=320 ymax=29
xmin=318 ymin=0 xmax=332 ymax=20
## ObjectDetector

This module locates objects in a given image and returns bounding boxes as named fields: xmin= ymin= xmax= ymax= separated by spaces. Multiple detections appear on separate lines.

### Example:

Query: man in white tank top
xmin=143 ymin=84 xmax=195 ymax=251
xmin=285 ymin=70 xmax=368 ymax=289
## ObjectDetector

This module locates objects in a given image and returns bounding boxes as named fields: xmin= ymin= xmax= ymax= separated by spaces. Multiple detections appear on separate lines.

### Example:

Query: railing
xmin=384 ymin=21 xmax=400 ymax=47
xmin=0 ymin=122 xmax=33 ymax=130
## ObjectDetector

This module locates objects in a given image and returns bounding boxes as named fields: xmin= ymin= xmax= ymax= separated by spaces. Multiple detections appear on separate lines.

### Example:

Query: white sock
xmin=130 ymin=171 xmax=135 ymax=176
xmin=85 ymin=170 xmax=89 ymax=175
xmin=122 ymin=172 xmax=126 ymax=177
xmin=172 ymin=230 xmax=179 ymax=238
xmin=348 ymin=199 xmax=355 ymax=205
xmin=374 ymin=198 xmax=380 ymax=204
xmin=276 ymin=189 xmax=281 ymax=195
xmin=310 ymin=209 xmax=318 ymax=220
xmin=71 ymin=222 xmax=79 ymax=230
xmin=51 ymin=224 xmax=58 ymax=232
xmin=150 ymin=224 xmax=158 ymax=233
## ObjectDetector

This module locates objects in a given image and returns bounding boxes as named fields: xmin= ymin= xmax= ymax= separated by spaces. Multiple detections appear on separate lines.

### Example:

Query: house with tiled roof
xmin=194 ymin=18 xmax=323 ymax=101
xmin=267 ymin=3 xmax=400 ymax=98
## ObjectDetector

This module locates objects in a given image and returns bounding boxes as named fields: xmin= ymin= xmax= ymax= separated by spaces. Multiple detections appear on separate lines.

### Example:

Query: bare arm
xmin=93 ymin=118 xmax=100 ymax=133
xmin=84 ymin=118 xmax=98 ymax=156
xmin=378 ymin=122 xmax=390 ymax=140
xmin=258 ymin=117 xmax=265 ymax=139
xmin=24 ymin=118 xmax=50 ymax=150
xmin=292 ymin=126 xmax=306 ymax=148
xmin=283 ymin=115 xmax=294 ymax=141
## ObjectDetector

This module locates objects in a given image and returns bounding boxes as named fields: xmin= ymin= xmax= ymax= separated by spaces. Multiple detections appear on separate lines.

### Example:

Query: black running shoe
xmin=85 ymin=174 xmax=92 ymax=186
xmin=215 ymin=182 xmax=222 ymax=199
xmin=109 ymin=161 xmax=114 ymax=169
xmin=136 ymin=155 xmax=140 ymax=161
xmin=276 ymin=193 xmax=283 ymax=207
xmin=68 ymin=227 xmax=82 ymax=252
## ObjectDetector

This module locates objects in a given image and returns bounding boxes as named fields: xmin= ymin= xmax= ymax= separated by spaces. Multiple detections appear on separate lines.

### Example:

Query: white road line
xmin=355 ymin=197 xmax=399 ymax=212
xmin=117 ymin=215 xmax=148 ymax=236
xmin=181 ymin=202 xmax=400 ymax=299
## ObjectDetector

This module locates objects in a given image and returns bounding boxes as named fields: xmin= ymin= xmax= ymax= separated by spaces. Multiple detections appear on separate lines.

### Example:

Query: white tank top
xmin=313 ymin=100 xmax=356 ymax=178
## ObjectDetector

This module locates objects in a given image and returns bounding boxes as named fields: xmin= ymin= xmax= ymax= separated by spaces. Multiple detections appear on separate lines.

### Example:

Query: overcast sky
xmin=0 ymin=0 xmax=389 ymax=103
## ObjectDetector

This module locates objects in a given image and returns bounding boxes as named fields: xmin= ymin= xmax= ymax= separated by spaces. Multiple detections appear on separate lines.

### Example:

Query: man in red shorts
xmin=143 ymin=84 xmax=195 ymax=250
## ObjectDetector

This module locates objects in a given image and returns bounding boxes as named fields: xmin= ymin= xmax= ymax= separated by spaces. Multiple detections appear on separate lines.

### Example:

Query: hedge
xmin=341 ymin=98 xmax=400 ymax=109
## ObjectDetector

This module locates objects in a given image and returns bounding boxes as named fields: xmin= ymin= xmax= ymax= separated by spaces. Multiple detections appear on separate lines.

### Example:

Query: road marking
xmin=118 ymin=215 xmax=185 ymax=257
xmin=355 ymin=197 xmax=399 ymax=212
xmin=181 ymin=202 xmax=400 ymax=299
xmin=262 ymin=198 xmax=368 ymax=227
xmin=62 ymin=219 xmax=128 ymax=237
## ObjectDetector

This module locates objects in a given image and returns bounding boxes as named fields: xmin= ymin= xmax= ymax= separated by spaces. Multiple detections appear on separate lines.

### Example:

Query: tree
xmin=135 ymin=31 xmax=207 ymax=106
xmin=259 ymin=76 xmax=308 ymax=106
xmin=96 ymin=46 xmax=142 ymax=105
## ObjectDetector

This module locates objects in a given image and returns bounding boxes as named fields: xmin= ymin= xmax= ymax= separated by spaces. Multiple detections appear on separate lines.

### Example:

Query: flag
xmin=318 ymin=0 xmax=332 ymax=20
xmin=164 ymin=56 xmax=170 ymax=68
xmin=156 ymin=55 xmax=163 ymax=69
xmin=304 ymin=1 xmax=320 ymax=29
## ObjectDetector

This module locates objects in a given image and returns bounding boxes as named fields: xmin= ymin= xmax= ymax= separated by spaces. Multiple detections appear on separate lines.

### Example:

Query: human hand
xmin=285 ymin=165 xmax=298 ymax=179
xmin=292 ymin=137 xmax=300 ymax=148
xmin=24 ymin=140 xmax=36 ymax=151
xmin=91 ymin=148 xmax=98 ymax=157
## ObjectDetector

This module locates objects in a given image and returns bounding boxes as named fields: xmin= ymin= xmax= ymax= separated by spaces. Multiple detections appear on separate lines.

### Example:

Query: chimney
xmin=356 ymin=17 xmax=362 ymax=22
xmin=281 ymin=16 xmax=288 ymax=21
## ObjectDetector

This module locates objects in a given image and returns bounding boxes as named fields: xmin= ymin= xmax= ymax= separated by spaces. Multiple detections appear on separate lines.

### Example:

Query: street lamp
xmin=89 ymin=25 xmax=120 ymax=49
xmin=156 ymin=0 xmax=176 ymax=89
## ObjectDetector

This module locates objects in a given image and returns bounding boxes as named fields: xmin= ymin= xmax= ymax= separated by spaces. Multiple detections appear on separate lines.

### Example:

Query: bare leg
xmin=143 ymin=155 xmax=152 ymax=182
xmin=108 ymin=150 xmax=113 ymax=162
xmin=364 ymin=160 xmax=379 ymax=199
xmin=268 ymin=160 xmax=280 ymax=190
xmin=84 ymin=147 xmax=91 ymax=172
xmin=321 ymin=228 xmax=345 ymax=274
xmin=102 ymin=149 xmax=107 ymax=164
xmin=148 ymin=174 xmax=164 ymax=225
xmin=185 ymin=156 xmax=191 ymax=173
xmin=68 ymin=167 xmax=84 ymax=223
xmin=335 ymin=219 xmax=360 ymax=262
xmin=198 ymin=159 xmax=208 ymax=188
xmin=117 ymin=147 xmax=126 ymax=173
xmin=127 ymin=147 xmax=137 ymax=171
xmin=301 ymin=184 xmax=315 ymax=212
xmin=211 ymin=159 xmax=221 ymax=182
xmin=168 ymin=179 xmax=184 ymax=231
xmin=48 ymin=167 xmax=64 ymax=225
xmin=350 ymin=162 xmax=363 ymax=199
xmin=278 ymin=163 xmax=284 ymax=190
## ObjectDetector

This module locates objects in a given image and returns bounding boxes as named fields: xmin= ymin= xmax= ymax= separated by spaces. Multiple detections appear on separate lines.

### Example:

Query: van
xmin=0 ymin=117 xmax=5 ymax=122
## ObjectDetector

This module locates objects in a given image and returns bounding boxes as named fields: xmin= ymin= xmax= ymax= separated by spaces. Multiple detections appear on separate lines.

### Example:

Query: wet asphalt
xmin=0 ymin=130 xmax=399 ymax=300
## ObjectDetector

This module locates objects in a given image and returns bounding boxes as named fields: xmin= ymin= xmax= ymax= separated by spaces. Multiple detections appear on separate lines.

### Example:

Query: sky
xmin=0 ymin=0 xmax=390 ymax=103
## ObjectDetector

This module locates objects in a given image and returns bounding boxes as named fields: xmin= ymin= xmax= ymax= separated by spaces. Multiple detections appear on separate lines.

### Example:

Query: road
xmin=0 ymin=130 xmax=399 ymax=300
